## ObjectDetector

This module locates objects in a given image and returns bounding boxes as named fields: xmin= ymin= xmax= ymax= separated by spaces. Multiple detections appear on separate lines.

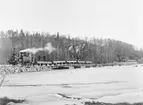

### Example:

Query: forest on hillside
xmin=0 ymin=29 xmax=143 ymax=64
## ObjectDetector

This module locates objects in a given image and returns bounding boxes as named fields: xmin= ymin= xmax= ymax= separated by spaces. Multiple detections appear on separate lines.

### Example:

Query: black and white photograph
xmin=0 ymin=0 xmax=143 ymax=105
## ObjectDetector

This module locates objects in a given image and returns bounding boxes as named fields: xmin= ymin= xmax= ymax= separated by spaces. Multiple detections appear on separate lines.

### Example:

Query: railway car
xmin=8 ymin=47 xmax=93 ymax=70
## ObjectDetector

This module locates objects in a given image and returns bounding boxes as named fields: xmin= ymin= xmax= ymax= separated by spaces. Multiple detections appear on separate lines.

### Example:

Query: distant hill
xmin=0 ymin=29 xmax=143 ymax=64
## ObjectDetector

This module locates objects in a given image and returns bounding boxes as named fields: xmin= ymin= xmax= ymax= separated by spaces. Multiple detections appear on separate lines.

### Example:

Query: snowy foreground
xmin=0 ymin=65 xmax=143 ymax=105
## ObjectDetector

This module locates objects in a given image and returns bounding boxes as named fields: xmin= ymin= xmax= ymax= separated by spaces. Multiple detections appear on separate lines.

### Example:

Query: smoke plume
xmin=43 ymin=43 xmax=56 ymax=53
xmin=19 ymin=43 xmax=56 ymax=54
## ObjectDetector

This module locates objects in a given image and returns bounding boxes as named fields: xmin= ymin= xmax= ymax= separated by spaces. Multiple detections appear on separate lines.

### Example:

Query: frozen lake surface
xmin=0 ymin=65 xmax=143 ymax=105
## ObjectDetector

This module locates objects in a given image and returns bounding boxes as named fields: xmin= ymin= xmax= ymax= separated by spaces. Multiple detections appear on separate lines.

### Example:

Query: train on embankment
xmin=7 ymin=46 xmax=94 ymax=70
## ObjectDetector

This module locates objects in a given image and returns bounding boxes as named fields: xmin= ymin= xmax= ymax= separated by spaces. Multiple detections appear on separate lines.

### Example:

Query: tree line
xmin=0 ymin=29 xmax=143 ymax=64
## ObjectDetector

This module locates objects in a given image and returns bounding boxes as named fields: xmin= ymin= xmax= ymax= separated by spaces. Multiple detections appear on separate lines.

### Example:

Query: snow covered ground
xmin=0 ymin=65 xmax=143 ymax=105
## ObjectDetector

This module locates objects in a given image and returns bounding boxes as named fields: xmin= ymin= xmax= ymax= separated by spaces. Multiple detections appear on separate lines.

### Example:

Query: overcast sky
xmin=0 ymin=0 xmax=143 ymax=48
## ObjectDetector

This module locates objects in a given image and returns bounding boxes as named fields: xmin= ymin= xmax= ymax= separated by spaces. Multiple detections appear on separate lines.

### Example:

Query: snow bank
xmin=0 ymin=65 xmax=143 ymax=105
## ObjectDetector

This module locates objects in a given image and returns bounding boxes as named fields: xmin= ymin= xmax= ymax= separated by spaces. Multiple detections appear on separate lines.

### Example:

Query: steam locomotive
xmin=8 ymin=48 xmax=93 ymax=69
